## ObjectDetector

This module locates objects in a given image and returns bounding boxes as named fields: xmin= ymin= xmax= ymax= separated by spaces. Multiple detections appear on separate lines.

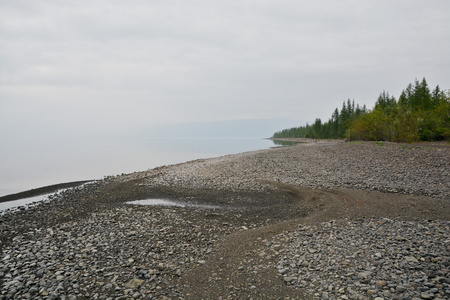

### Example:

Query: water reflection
xmin=271 ymin=140 xmax=303 ymax=146
xmin=126 ymin=199 xmax=220 ymax=209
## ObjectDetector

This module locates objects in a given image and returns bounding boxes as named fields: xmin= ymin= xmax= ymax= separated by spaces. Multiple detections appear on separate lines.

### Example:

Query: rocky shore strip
xmin=119 ymin=140 xmax=449 ymax=199
xmin=1 ymin=140 xmax=449 ymax=299
xmin=0 ymin=181 xmax=92 ymax=204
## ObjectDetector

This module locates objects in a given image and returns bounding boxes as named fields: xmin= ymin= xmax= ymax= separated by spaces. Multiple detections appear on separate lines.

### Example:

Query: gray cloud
xmin=1 ymin=0 xmax=449 ymax=137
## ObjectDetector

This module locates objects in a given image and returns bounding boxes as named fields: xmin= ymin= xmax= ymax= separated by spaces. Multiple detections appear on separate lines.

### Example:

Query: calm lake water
xmin=0 ymin=137 xmax=277 ymax=197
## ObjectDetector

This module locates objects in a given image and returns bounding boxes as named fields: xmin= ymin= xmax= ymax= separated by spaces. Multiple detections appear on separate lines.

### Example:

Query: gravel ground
xmin=1 ymin=206 xmax=230 ymax=299
xmin=1 ymin=140 xmax=449 ymax=299
xmin=273 ymin=218 xmax=450 ymax=300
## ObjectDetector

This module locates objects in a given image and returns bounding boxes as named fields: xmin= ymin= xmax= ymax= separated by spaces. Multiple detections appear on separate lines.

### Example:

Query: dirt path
xmin=180 ymin=219 xmax=304 ymax=299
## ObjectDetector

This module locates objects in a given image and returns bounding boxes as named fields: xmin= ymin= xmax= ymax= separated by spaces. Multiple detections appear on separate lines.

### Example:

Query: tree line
xmin=272 ymin=78 xmax=449 ymax=142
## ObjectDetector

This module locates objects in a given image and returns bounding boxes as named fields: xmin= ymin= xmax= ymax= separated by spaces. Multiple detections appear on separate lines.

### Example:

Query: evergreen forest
xmin=272 ymin=78 xmax=449 ymax=143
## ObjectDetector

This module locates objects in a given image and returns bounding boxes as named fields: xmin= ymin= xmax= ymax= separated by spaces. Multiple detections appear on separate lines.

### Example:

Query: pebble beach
xmin=1 ymin=140 xmax=449 ymax=299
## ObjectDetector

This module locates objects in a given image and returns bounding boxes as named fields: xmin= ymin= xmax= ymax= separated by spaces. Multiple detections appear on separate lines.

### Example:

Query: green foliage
xmin=346 ymin=109 xmax=392 ymax=141
xmin=419 ymin=94 xmax=450 ymax=140
xmin=273 ymin=78 xmax=449 ymax=143
xmin=375 ymin=91 xmax=397 ymax=115
xmin=349 ymin=79 xmax=449 ymax=142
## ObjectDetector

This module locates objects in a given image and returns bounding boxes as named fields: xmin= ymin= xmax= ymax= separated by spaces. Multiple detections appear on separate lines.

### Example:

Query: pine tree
xmin=414 ymin=78 xmax=432 ymax=110
xmin=432 ymin=85 xmax=441 ymax=107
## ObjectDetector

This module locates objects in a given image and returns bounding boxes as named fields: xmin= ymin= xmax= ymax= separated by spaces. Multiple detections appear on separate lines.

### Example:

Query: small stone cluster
xmin=1 ymin=206 xmax=232 ymax=300
xmin=272 ymin=218 xmax=450 ymax=300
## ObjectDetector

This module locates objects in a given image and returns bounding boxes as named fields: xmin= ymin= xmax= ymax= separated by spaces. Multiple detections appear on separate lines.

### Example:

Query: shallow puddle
xmin=126 ymin=199 xmax=220 ymax=209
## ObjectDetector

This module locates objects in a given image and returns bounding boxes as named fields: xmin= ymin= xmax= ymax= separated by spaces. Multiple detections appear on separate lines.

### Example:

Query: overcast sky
xmin=1 ymin=0 xmax=449 ymax=138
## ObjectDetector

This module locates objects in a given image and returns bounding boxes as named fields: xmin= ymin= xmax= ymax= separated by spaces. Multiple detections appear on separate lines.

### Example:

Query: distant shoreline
xmin=268 ymin=137 xmax=333 ymax=143
xmin=269 ymin=137 xmax=450 ymax=148
xmin=0 ymin=180 xmax=92 ymax=203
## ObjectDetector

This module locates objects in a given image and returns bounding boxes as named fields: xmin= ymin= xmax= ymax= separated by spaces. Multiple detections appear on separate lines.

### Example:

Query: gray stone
xmin=420 ymin=292 xmax=434 ymax=299
xmin=283 ymin=276 xmax=296 ymax=283
xmin=396 ymin=285 xmax=407 ymax=292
